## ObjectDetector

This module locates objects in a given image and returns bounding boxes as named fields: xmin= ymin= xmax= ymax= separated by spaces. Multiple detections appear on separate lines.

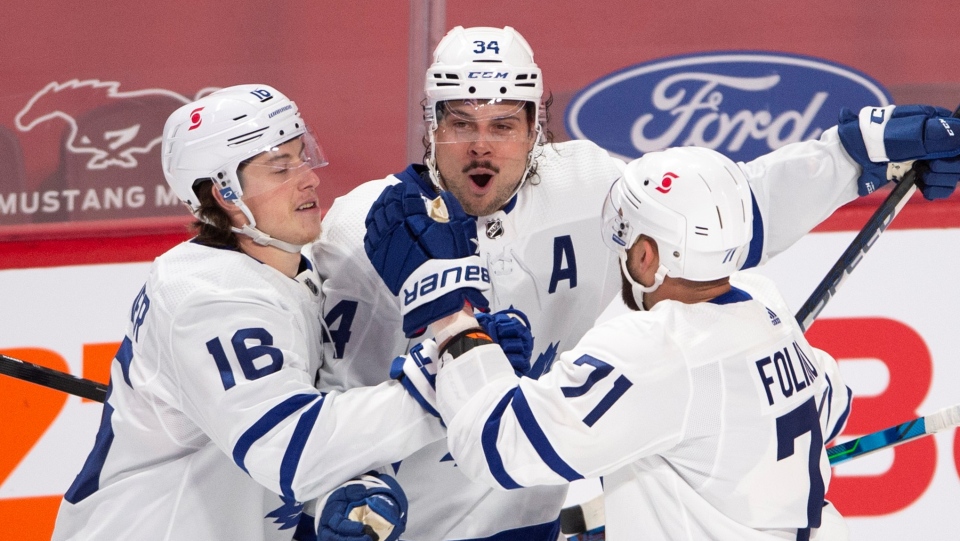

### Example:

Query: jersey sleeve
xmin=159 ymin=291 xmax=444 ymax=503
xmin=740 ymin=126 xmax=861 ymax=267
xmin=436 ymin=318 xmax=689 ymax=490
xmin=312 ymin=178 xmax=412 ymax=389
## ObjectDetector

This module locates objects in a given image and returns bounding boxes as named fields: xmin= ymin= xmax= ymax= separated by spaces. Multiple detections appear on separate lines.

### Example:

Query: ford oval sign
xmin=565 ymin=52 xmax=892 ymax=162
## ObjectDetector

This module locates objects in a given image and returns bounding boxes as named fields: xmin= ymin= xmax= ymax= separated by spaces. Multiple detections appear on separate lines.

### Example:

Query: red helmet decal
xmin=655 ymin=171 xmax=677 ymax=193
xmin=188 ymin=107 xmax=204 ymax=131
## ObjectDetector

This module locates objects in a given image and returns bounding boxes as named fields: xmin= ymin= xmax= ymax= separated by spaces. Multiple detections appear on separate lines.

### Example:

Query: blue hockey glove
xmin=915 ymin=155 xmax=960 ymax=200
xmin=838 ymin=105 xmax=960 ymax=196
xmin=365 ymin=180 xmax=490 ymax=337
xmin=389 ymin=340 xmax=441 ymax=420
xmin=316 ymin=472 xmax=408 ymax=541
xmin=476 ymin=308 xmax=534 ymax=376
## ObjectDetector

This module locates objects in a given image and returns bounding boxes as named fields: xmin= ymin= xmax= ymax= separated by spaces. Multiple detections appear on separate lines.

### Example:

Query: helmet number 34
xmin=472 ymin=40 xmax=499 ymax=54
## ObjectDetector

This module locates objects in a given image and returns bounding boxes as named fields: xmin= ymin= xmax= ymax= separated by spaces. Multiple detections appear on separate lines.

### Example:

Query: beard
xmin=620 ymin=268 xmax=642 ymax=311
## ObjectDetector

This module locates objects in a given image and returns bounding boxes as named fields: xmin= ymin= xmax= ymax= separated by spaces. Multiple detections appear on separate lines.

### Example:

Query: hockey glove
xmin=390 ymin=340 xmax=441 ymax=419
xmin=316 ymin=472 xmax=408 ymax=541
xmin=838 ymin=104 xmax=960 ymax=197
xmin=365 ymin=180 xmax=490 ymax=337
xmin=476 ymin=308 xmax=534 ymax=376
xmin=915 ymin=155 xmax=960 ymax=201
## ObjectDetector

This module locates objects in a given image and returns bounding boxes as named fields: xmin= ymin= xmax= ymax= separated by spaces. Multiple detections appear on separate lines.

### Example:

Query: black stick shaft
xmin=794 ymin=173 xmax=916 ymax=331
xmin=0 ymin=353 xmax=107 ymax=403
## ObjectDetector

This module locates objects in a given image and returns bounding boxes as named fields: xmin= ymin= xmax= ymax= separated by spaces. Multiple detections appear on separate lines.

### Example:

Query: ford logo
xmin=565 ymin=52 xmax=892 ymax=162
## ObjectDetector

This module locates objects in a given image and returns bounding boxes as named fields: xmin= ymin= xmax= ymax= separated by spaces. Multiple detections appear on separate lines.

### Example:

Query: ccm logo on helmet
xmin=655 ymin=172 xmax=677 ymax=194
xmin=403 ymin=265 xmax=490 ymax=307
xmin=468 ymin=71 xmax=509 ymax=79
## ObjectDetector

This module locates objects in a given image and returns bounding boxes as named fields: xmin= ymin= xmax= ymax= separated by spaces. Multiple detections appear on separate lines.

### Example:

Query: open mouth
xmin=470 ymin=173 xmax=493 ymax=187
xmin=296 ymin=202 xmax=317 ymax=211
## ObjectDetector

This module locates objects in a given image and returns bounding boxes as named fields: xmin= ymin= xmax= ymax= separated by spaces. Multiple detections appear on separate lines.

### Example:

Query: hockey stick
xmin=795 ymin=104 xmax=960 ymax=332
xmin=793 ymin=174 xmax=916 ymax=331
xmin=563 ymin=106 xmax=960 ymax=538
xmin=561 ymin=404 xmax=960 ymax=539
xmin=826 ymin=403 xmax=960 ymax=465
xmin=0 ymin=353 xmax=107 ymax=403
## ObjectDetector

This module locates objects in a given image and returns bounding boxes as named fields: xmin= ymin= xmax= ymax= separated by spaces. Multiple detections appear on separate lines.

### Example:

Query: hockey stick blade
xmin=560 ymin=405 xmax=960 ymax=539
xmin=0 ymin=353 xmax=107 ymax=403
xmin=827 ymin=404 xmax=960 ymax=465
xmin=795 ymin=104 xmax=960 ymax=332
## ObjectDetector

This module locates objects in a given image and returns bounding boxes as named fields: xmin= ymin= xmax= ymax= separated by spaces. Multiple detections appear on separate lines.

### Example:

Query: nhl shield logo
xmin=485 ymin=218 xmax=504 ymax=239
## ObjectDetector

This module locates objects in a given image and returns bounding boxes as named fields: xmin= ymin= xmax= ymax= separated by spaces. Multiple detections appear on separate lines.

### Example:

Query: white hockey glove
xmin=389 ymin=339 xmax=441 ymax=419
xmin=315 ymin=472 xmax=408 ymax=541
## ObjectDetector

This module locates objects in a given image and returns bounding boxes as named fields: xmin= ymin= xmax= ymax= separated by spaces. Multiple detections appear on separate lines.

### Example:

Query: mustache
xmin=463 ymin=161 xmax=500 ymax=174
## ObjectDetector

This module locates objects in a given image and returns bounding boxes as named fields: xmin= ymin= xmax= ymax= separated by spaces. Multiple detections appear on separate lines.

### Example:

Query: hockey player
xmin=315 ymin=25 xmax=960 ymax=540
xmin=51 ymin=85 xmax=438 ymax=541
xmin=411 ymin=146 xmax=855 ymax=540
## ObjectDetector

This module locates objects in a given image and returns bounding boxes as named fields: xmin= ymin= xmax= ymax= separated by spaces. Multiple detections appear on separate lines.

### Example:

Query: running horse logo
xmin=14 ymin=79 xmax=215 ymax=170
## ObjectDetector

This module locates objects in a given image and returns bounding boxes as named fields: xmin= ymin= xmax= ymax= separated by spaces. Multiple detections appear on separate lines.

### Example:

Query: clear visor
xmin=434 ymin=99 xmax=535 ymax=144
xmin=601 ymin=178 xmax=635 ymax=252
xmin=237 ymin=128 xmax=328 ymax=200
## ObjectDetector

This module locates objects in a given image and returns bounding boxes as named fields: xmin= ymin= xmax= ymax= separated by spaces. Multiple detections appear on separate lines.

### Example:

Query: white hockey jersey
xmin=436 ymin=272 xmax=853 ymax=541
xmin=311 ymin=133 xmax=861 ymax=540
xmin=52 ymin=241 xmax=444 ymax=541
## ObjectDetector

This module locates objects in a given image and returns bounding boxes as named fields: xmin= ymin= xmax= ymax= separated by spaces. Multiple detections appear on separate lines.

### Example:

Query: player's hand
xmin=364 ymin=180 xmax=490 ymax=337
xmin=390 ymin=340 xmax=441 ymax=419
xmin=316 ymin=472 xmax=408 ymax=541
xmin=476 ymin=308 xmax=534 ymax=376
xmin=838 ymin=104 xmax=960 ymax=197
xmin=915 ymin=155 xmax=960 ymax=200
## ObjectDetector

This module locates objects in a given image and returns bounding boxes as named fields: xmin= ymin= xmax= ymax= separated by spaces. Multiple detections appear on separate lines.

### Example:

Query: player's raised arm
xmin=740 ymin=104 xmax=960 ymax=266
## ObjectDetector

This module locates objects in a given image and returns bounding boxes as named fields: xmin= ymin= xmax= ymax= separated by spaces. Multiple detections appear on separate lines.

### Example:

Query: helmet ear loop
xmin=424 ymin=104 xmax=447 ymax=193
xmin=225 ymin=167 xmax=316 ymax=254
xmin=618 ymin=245 xmax=666 ymax=298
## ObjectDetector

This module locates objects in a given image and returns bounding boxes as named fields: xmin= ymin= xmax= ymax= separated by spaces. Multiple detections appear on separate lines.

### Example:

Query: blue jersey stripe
xmin=482 ymin=392 xmax=523 ymax=489
xmin=513 ymin=389 xmax=584 ymax=482
xmin=828 ymin=384 xmax=853 ymax=443
xmin=64 ymin=400 xmax=116 ymax=503
xmin=115 ymin=337 xmax=134 ymax=388
xmin=280 ymin=397 xmax=325 ymax=501
xmin=742 ymin=190 xmax=765 ymax=270
xmin=233 ymin=393 xmax=319 ymax=474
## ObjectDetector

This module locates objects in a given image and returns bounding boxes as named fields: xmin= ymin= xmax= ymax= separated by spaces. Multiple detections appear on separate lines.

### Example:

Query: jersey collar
xmin=708 ymin=286 xmax=753 ymax=305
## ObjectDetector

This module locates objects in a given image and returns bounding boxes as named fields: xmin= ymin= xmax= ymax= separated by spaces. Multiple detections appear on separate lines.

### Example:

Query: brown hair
xmin=189 ymin=180 xmax=239 ymax=249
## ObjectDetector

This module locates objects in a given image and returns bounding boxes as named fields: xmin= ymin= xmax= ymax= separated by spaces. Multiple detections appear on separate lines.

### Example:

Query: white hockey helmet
xmin=161 ymin=84 xmax=327 ymax=252
xmin=602 ymin=146 xmax=753 ymax=293
xmin=424 ymin=26 xmax=544 ymax=193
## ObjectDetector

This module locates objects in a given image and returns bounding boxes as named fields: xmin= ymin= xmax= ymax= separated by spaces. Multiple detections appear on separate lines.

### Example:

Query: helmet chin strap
xmin=618 ymin=252 xmax=667 ymax=308
xmin=232 ymin=200 xmax=305 ymax=254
